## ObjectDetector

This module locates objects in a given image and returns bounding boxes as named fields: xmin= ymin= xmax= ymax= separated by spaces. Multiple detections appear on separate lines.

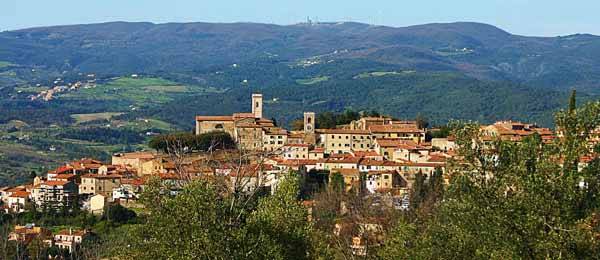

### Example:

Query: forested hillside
xmin=1 ymin=21 xmax=600 ymax=92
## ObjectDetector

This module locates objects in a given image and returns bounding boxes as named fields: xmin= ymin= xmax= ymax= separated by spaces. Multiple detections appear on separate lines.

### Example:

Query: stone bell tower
xmin=252 ymin=93 xmax=263 ymax=119
xmin=303 ymin=112 xmax=316 ymax=145
xmin=304 ymin=112 xmax=315 ymax=134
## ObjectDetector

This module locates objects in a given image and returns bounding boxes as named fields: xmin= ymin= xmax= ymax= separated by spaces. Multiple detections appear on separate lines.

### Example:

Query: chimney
xmin=252 ymin=94 xmax=263 ymax=119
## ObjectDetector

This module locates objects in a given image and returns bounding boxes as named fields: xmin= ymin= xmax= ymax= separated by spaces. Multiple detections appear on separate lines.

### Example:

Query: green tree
xmin=378 ymin=100 xmax=600 ymax=259
xmin=119 ymin=173 xmax=326 ymax=259
xmin=290 ymin=119 xmax=304 ymax=131
xmin=247 ymin=173 xmax=329 ymax=259
xmin=329 ymin=172 xmax=345 ymax=193
xmin=149 ymin=131 xmax=235 ymax=153
xmin=104 ymin=204 xmax=137 ymax=224
xmin=416 ymin=113 xmax=429 ymax=129
xmin=410 ymin=170 xmax=427 ymax=210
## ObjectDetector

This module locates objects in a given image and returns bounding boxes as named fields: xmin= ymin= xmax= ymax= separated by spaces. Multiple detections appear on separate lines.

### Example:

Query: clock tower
xmin=304 ymin=112 xmax=315 ymax=134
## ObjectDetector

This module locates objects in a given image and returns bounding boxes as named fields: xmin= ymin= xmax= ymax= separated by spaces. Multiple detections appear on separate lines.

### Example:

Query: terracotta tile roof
xmin=288 ymin=132 xmax=305 ymax=139
xmin=360 ymin=159 xmax=403 ymax=167
xmin=81 ymin=174 xmax=122 ymax=179
xmin=236 ymin=123 xmax=263 ymax=128
xmin=42 ymin=180 xmax=70 ymax=186
xmin=233 ymin=113 xmax=256 ymax=119
xmin=324 ymin=157 xmax=362 ymax=164
xmin=265 ymin=128 xmax=288 ymax=135
xmin=331 ymin=168 xmax=360 ymax=176
xmin=310 ymin=147 xmax=325 ymax=153
xmin=352 ymin=151 xmax=380 ymax=157
xmin=369 ymin=124 xmax=424 ymax=133
xmin=121 ymin=178 xmax=145 ymax=186
xmin=56 ymin=229 xmax=87 ymax=237
xmin=367 ymin=170 xmax=398 ymax=176
xmin=278 ymin=159 xmax=318 ymax=166
xmin=53 ymin=174 xmax=77 ymax=180
xmin=401 ymin=162 xmax=445 ymax=167
xmin=9 ymin=191 xmax=30 ymax=198
xmin=427 ymin=155 xmax=448 ymax=163
xmin=6 ymin=187 xmax=26 ymax=193
xmin=50 ymin=166 xmax=74 ymax=175
xmin=376 ymin=139 xmax=422 ymax=148
xmin=195 ymin=116 xmax=234 ymax=121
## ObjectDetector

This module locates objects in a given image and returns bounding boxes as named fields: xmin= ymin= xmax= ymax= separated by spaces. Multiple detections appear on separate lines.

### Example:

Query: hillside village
xmin=2 ymin=93 xmax=599 ymax=256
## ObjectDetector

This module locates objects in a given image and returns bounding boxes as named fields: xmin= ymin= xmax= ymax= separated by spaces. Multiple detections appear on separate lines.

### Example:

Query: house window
xmin=215 ymin=124 xmax=224 ymax=129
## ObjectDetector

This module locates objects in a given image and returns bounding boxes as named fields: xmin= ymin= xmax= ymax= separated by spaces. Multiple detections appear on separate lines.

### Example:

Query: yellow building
xmin=369 ymin=124 xmax=425 ymax=144
xmin=111 ymin=152 xmax=156 ymax=175
xmin=317 ymin=129 xmax=372 ymax=154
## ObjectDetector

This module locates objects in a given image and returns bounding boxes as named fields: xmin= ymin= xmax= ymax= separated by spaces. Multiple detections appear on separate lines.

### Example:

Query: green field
xmin=354 ymin=71 xmax=416 ymax=79
xmin=71 ymin=112 xmax=124 ymax=124
xmin=60 ymin=77 xmax=187 ymax=107
xmin=296 ymin=76 xmax=330 ymax=85
xmin=14 ymin=86 xmax=49 ymax=93
xmin=0 ymin=61 xmax=14 ymax=68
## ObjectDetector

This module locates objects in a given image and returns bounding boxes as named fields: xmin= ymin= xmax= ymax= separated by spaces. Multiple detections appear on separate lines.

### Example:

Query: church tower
xmin=304 ymin=112 xmax=315 ymax=134
xmin=252 ymin=94 xmax=263 ymax=119
xmin=303 ymin=112 xmax=316 ymax=145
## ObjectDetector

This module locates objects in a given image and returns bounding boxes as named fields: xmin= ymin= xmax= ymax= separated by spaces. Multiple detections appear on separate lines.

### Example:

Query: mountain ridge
xmin=1 ymin=20 xmax=599 ymax=93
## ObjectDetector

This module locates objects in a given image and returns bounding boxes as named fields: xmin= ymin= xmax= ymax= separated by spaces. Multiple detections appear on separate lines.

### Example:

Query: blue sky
xmin=1 ymin=0 xmax=598 ymax=36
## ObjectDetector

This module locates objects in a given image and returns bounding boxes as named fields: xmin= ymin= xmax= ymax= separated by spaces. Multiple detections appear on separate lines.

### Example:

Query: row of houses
xmin=8 ymin=224 xmax=90 ymax=253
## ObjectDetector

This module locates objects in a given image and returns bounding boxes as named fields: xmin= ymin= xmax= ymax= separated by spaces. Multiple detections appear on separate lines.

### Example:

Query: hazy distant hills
xmin=1 ymin=21 xmax=600 ymax=93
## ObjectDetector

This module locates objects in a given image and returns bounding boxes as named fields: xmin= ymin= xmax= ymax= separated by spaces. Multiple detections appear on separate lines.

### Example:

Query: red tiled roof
xmin=196 ymin=116 xmax=234 ymax=121
xmin=233 ymin=113 xmax=256 ymax=119
xmin=367 ymin=170 xmax=398 ymax=176
xmin=369 ymin=124 xmax=424 ymax=133
xmin=360 ymin=159 xmax=403 ymax=167
xmin=310 ymin=147 xmax=325 ymax=153
xmin=51 ymin=166 xmax=74 ymax=174
xmin=81 ymin=174 xmax=122 ymax=179
xmin=53 ymin=174 xmax=77 ymax=180
xmin=56 ymin=229 xmax=87 ymax=237
xmin=352 ymin=150 xmax=380 ymax=157
xmin=376 ymin=139 xmax=422 ymax=148
xmin=278 ymin=159 xmax=318 ymax=166
xmin=6 ymin=187 xmax=26 ymax=193
xmin=43 ymin=180 xmax=70 ymax=186
xmin=331 ymin=168 xmax=360 ymax=176
xmin=9 ymin=191 xmax=30 ymax=198
xmin=324 ymin=157 xmax=362 ymax=164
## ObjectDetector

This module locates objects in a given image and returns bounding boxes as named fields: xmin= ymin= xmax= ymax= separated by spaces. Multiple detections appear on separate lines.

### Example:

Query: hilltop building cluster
xmin=2 ymin=93 xmax=597 ymax=256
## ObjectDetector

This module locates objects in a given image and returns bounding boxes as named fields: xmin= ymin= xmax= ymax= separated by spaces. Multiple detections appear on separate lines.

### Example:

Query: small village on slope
xmin=2 ymin=93 xmax=599 ymax=256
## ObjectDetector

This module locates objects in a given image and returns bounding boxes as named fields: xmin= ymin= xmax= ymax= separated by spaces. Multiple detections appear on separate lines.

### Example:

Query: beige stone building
xmin=318 ymin=129 xmax=372 ymax=154
xmin=111 ymin=152 xmax=156 ymax=175
xmin=431 ymin=136 xmax=457 ymax=152
xmin=79 ymin=174 xmax=121 ymax=199
xmin=282 ymin=144 xmax=310 ymax=159
xmin=195 ymin=93 xmax=316 ymax=151
xmin=348 ymin=116 xmax=393 ymax=130
xmin=263 ymin=127 xmax=288 ymax=152
xmin=369 ymin=124 xmax=425 ymax=144
xmin=365 ymin=170 xmax=407 ymax=194
xmin=481 ymin=120 xmax=555 ymax=142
